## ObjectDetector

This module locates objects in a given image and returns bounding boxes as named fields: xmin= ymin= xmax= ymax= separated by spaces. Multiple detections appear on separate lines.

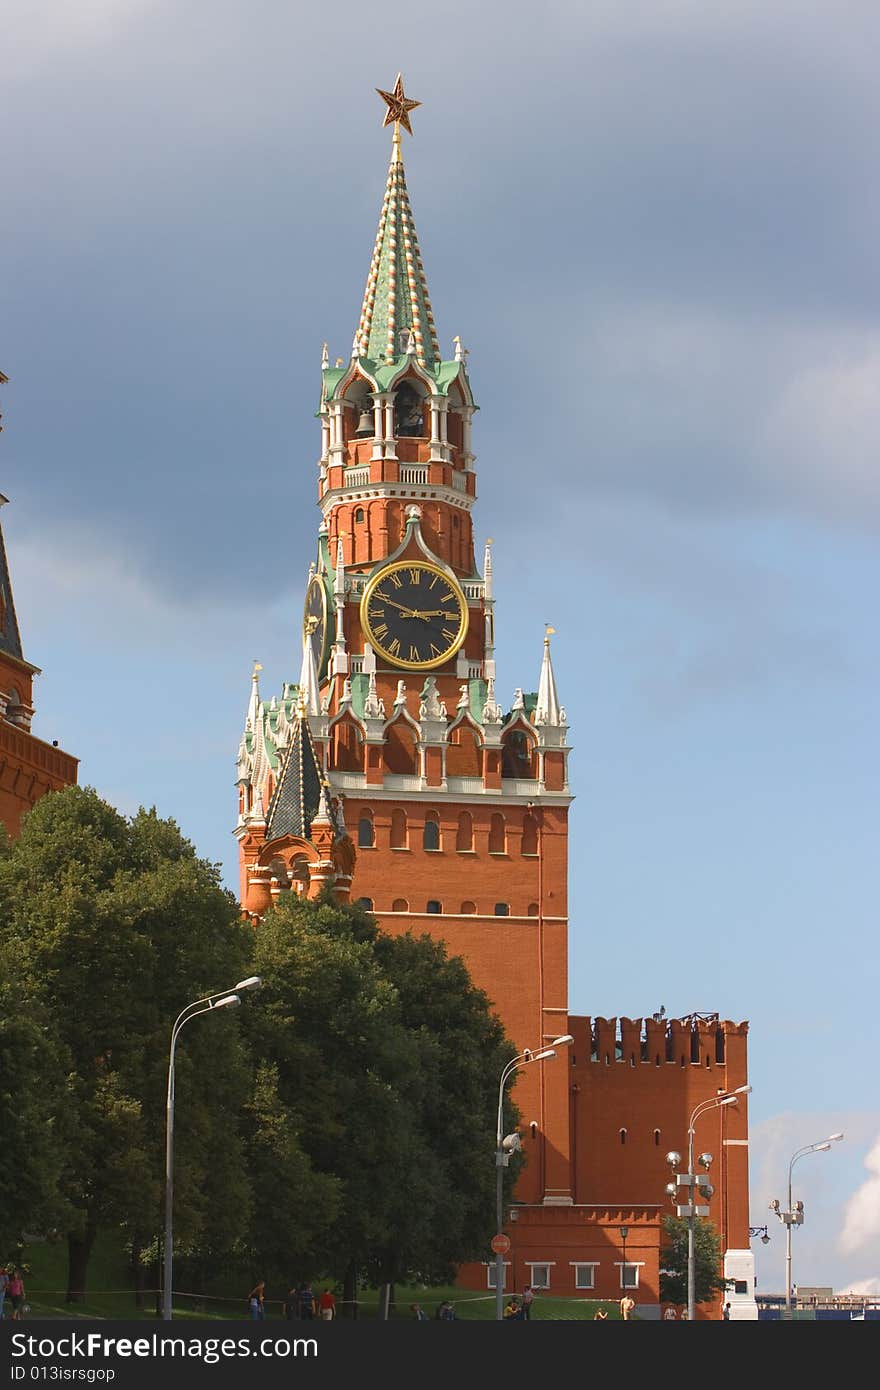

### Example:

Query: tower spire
xmin=535 ymin=625 xmax=563 ymax=726
xmin=358 ymin=75 xmax=439 ymax=367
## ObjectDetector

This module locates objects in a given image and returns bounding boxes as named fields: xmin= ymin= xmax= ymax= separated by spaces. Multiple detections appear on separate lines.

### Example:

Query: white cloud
xmin=839 ymin=1134 xmax=880 ymax=1255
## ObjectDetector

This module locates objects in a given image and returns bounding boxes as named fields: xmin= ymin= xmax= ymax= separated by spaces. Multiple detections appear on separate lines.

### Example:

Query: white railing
xmin=451 ymin=471 xmax=467 ymax=492
xmin=462 ymin=582 xmax=484 ymax=599
xmin=466 ymin=663 xmax=483 ymax=679
xmin=343 ymin=466 xmax=370 ymax=487
xmin=399 ymin=465 xmax=428 ymax=484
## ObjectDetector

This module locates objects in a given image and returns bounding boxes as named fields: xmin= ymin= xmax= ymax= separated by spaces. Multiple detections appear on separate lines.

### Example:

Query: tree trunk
xmin=66 ymin=1222 xmax=97 ymax=1303
xmin=342 ymin=1263 xmax=358 ymax=1320
xmin=154 ymin=1254 xmax=162 ymax=1319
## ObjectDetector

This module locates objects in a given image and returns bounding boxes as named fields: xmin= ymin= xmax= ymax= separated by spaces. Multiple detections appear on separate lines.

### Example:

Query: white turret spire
xmin=535 ymin=625 xmax=562 ymax=726
xmin=299 ymin=624 xmax=321 ymax=716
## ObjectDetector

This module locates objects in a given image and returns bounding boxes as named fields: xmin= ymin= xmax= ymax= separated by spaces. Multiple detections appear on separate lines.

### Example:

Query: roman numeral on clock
xmin=372 ymin=622 xmax=388 ymax=640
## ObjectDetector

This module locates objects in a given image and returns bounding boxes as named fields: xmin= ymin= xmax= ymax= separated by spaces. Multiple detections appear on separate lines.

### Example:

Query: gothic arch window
xmin=426 ymin=899 xmax=442 ymax=914
xmin=392 ymin=898 xmax=409 ymax=912
xmin=356 ymin=897 xmax=373 ymax=910
xmin=390 ymin=808 xmax=408 ymax=849
xmin=619 ymin=1128 xmax=627 ymax=1145
xmin=394 ymin=381 xmax=424 ymax=437
xmin=423 ymin=812 xmax=441 ymax=851
xmin=521 ymin=813 xmax=538 ymax=856
xmin=354 ymin=507 xmax=365 ymax=523
xmin=494 ymin=903 xmax=510 ymax=917
xmin=456 ymin=811 xmax=473 ymax=852
xmin=447 ymin=723 xmax=481 ymax=778
xmin=358 ymin=812 xmax=374 ymax=848
xmin=488 ymin=813 xmax=506 ymax=855
xmin=385 ymin=720 xmax=418 ymax=775
xmin=461 ymin=900 xmax=476 ymax=914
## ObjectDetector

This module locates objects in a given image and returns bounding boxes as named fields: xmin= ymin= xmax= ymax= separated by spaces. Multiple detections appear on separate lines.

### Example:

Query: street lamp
xmin=163 ymin=976 xmax=262 ymax=1321
xmin=770 ymin=1133 xmax=843 ymax=1317
xmin=666 ymin=1084 xmax=751 ymax=1322
xmin=494 ymin=1034 xmax=573 ymax=1321
xmin=749 ymin=1225 xmax=771 ymax=1244
xmin=619 ymin=1226 xmax=629 ymax=1291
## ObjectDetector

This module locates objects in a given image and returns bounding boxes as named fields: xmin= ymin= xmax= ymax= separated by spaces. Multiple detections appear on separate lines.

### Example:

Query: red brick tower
xmin=234 ymin=81 xmax=755 ymax=1317
xmin=0 ymin=374 xmax=78 ymax=835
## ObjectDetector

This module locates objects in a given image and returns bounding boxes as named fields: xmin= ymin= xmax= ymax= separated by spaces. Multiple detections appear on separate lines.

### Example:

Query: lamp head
xmin=552 ymin=1034 xmax=574 ymax=1047
xmin=813 ymin=1143 xmax=832 ymax=1153
xmin=665 ymin=1151 xmax=682 ymax=1168
xmin=733 ymin=1084 xmax=752 ymax=1096
xmin=769 ymin=1198 xmax=780 ymax=1212
xmin=619 ymin=1226 xmax=629 ymax=1240
xmin=214 ymin=994 xmax=241 ymax=1010
xmin=531 ymin=1048 xmax=557 ymax=1063
xmin=701 ymin=1182 xmax=715 ymax=1199
xmin=235 ymin=975 xmax=262 ymax=992
xmin=761 ymin=1233 xmax=770 ymax=1245
xmin=828 ymin=1133 xmax=844 ymax=1143
xmin=698 ymin=1152 xmax=713 ymax=1169
xmin=665 ymin=1181 xmax=677 ymax=1197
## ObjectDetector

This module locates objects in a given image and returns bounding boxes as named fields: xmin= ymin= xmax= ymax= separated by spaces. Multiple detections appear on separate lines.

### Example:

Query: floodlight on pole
xmin=162 ymin=978 xmax=262 ymax=1321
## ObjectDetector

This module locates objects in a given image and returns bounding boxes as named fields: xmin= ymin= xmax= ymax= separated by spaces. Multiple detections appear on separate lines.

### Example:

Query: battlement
xmin=574 ymin=1015 xmax=749 ymax=1068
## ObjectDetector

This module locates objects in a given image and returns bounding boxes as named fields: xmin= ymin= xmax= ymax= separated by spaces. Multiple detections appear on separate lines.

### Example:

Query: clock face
xmin=360 ymin=561 xmax=469 ymax=670
xmin=303 ymin=575 xmax=330 ymax=676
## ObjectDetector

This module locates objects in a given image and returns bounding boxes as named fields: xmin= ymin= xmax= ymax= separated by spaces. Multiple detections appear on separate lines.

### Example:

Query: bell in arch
xmin=355 ymin=401 xmax=374 ymax=437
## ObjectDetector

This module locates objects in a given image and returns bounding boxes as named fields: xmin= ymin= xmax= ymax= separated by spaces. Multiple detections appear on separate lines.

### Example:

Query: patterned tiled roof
xmin=265 ymin=706 xmax=339 ymax=843
xmin=357 ymin=143 xmax=440 ymax=367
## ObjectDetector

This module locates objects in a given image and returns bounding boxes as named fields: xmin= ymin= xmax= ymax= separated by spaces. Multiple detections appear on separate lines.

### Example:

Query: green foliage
xmin=659 ymin=1214 xmax=728 ymax=1305
xmin=241 ymin=889 xmax=517 ymax=1291
xmin=0 ymin=787 xmax=255 ymax=1294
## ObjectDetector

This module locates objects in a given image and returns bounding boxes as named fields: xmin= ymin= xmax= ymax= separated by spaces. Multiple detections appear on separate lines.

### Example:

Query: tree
xmin=241 ymin=890 xmax=517 ymax=1307
xmin=0 ymin=787 xmax=255 ymax=1301
xmin=659 ymin=1215 xmax=728 ymax=1307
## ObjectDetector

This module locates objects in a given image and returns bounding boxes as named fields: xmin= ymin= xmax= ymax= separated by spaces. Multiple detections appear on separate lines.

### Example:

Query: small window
xmin=358 ymin=814 xmax=374 ymax=848
xmin=456 ymin=811 xmax=473 ymax=852
xmin=521 ymin=813 xmax=538 ymax=856
xmin=487 ymin=1264 xmax=509 ymax=1291
xmin=390 ymin=808 xmax=408 ymax=849
xmin=527 ymin=902 xmax=539 ymax=917
xmin=354 ymin=507 xmax=365 ymax=523
xmin=494 ymin=903 xmax=510 ymax=917
xmin=527 ymin=1265 xmax=551 ymax=1290
xmin=619 ymin=1128 xmax=627 ymax=1145
xmin=461 ymin=901 xmax=476 ymax=914
xmin=426 ymin=900 xmax=442 ymax=914
xmin=573 ymin=1265 xmax=596 ymax=1290
xmin=392 ymin=898 xmax=409 ymax=912
xmin=621 ymin=1264 xmax=639 ymax=1290
xmin=423 ymin=813 xmax=441 ymax=851
xmin=356 ymin=897 xmax=373 ymax=911
xmin=733 ymin=1280 xmax=748 ymax=1295
xmin=489 ymin=812 xmax=506 ymax=854
xmin=654 ymin=1129 xmax=661 ymax=1146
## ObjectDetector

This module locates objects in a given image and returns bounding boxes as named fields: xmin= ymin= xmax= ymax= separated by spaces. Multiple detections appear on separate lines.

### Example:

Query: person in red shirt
xmin=318 ymin=1288 xmax=336 ymax=1321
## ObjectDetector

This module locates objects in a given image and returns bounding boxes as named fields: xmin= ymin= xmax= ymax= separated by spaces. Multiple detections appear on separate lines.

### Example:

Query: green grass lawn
xmin=13 ymin=1234 xmax=618 ymax=1321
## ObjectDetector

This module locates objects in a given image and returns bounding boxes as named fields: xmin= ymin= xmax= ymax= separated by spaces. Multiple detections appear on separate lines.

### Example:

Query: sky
xmin=2 ymin=0 xmax=877 ymax=1297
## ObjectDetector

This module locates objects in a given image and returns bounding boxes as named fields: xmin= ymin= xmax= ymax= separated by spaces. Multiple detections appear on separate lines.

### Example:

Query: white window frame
xmin=615 ymin=1261 xmax=644 ymax=1290
xmin=525 ymin=1262 xmax=554 ymax=1290
xmin=571 ymin=1262 xmax=599 ymax=1290
xmin=486 ymin=1262 xmax=510 ymax=1291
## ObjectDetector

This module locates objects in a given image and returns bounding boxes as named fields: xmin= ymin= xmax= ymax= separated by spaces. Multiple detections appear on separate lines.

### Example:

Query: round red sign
xmin=490 ymin=1234 xmax=511 ymax=1254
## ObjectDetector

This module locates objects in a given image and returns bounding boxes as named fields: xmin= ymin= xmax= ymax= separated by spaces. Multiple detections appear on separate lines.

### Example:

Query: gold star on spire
xmin=376 ymin=72 xmax=421 ymax=136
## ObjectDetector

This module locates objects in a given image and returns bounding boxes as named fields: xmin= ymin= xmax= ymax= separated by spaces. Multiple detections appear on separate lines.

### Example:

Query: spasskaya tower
xmin=235 ymin=74 xmax=574 ymax=1208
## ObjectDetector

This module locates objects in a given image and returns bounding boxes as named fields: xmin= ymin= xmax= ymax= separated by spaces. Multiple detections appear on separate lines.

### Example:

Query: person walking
xmin=521 ymin=1286 xmax=534 ymax=1320
xmin=318 ymin=1287 xmax=336 ymax=1321
xmin=410 ymin=1303 xmax=428 ymax=1321
xmin=722 ymin=1301 xmax=731 ymax=1320
xmin=248 ymin=1281 xmax=265 ymax=1320
xmin=7 ymin=1270 xmax=25 ymax=1321
xmin=619 ymin=1294 xmax=635 ymax=1321
xmin=298 ymin=1282 xmax=317 ymax=1320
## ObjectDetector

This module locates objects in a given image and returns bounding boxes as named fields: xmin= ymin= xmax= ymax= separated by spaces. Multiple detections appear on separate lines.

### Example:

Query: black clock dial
xmin=361 ymin=561 xmax=468 ymax=670
xmin=303 ymin=575 xmax=329 ymax=676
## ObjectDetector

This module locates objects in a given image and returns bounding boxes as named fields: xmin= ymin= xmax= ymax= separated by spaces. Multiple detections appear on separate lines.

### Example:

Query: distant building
xmin=0 ymin=375 xmax=78 ymax=835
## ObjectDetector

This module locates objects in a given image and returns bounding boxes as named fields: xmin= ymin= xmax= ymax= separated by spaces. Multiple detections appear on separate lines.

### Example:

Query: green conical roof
xmin=357 ymin=141 xmax=440 ymax=368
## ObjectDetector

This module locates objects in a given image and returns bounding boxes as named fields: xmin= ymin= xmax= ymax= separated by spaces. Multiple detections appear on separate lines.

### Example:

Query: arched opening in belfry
xmin=384 ymin=719 xmax=418 ymax=775
xmin=447 ymin=723 xmax=482 ymax=778
xmin=394 ymin=381 xmax=425 ymax=437
xmin=501 ymin=726 xmax=538 ymax=779
xmin=333 ymin=718 xmax=364 ymax=773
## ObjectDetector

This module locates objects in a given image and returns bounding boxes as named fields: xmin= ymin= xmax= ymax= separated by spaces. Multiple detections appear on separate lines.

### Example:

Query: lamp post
xmin=163 ymin=976 xmax=262 ymax=1321
xmin=494 ymin=1034 xmax=573 ymax=1321
xmin=749 ymin=1225 xmax=770 ymax=1245
xmin=770 ymin=1133 xmax=843 ymax=1317
xmin=666 ymin=1084 xmax=751 ymax=1322
xmin=619 ymin=1226 xmax=629 ymax=1292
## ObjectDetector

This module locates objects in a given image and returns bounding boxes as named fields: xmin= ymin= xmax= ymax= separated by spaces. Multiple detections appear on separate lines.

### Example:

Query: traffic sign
xmin=491 ymin=1233 xmax=511 ymax=1254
